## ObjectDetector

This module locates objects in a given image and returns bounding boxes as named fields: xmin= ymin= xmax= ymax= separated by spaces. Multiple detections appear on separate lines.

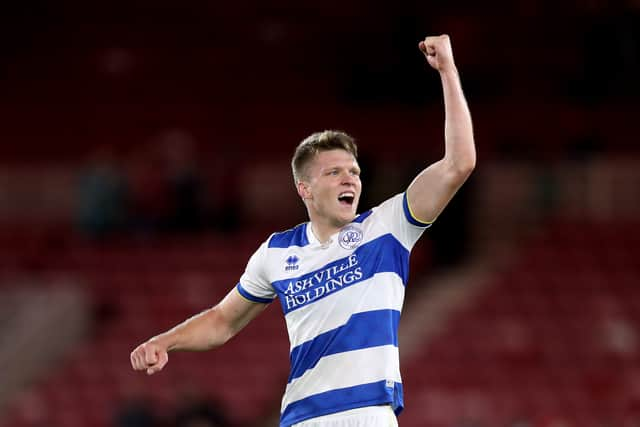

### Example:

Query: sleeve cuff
xmin=402 ymin=192 xmax=434 ymax=228
xmin=236 ymin=283 xmax=274 ymax=304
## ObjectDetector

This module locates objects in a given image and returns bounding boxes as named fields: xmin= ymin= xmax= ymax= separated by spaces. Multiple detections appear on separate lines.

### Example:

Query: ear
xmin=297 ymin=181 xmax=312 ymax=200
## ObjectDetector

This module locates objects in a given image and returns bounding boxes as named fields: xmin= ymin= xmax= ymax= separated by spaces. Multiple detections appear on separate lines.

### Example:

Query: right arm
xmin=130 ymin=288 xmax=267 ymax=375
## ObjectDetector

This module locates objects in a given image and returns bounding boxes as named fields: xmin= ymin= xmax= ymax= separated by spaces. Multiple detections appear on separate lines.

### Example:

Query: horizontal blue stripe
xmin=273 ymin=234 xmax=410 ymax=315
xmin=402 ymin=192 xmax=432 ymax=227
xmin=352 ymin=210 xmax=373 ymax=223
xmin=269 ymin=223 xmax=310 ymax=248
xmin=288 ymin=309 xmax=400 ymax=382
xmin=280 ymin=380 xmax=403 ymax=427
xmin=236 ymin=283 xmax=273 ymax=304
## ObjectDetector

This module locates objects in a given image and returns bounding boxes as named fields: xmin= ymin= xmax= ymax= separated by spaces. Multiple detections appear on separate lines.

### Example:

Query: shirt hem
xmin=282 ymin=397 xmax=394 ymax=427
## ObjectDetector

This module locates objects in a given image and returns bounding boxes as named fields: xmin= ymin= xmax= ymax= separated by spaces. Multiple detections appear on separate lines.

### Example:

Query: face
xmin=298 ymin=149 xmax=362 ymax=228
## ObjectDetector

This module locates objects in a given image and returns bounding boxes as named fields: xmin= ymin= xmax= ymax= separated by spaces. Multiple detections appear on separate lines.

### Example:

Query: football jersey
xmin=236 ymin=192 xmax=431 ymax=427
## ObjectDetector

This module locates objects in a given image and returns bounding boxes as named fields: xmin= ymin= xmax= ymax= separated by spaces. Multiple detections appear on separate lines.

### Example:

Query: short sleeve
xmin=236 ymin=239 xmax=276 ymax=304
xmin=373 ymin=192 xmax=432 ymax=250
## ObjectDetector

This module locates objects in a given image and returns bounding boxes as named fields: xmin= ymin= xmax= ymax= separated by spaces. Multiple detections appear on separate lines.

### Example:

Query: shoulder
xmin=351 ymin=209 xmax=374 ymax=224
xmin=352 ymin=194 xmax=405 ymax=226
xmin=267 ymin=222 xmax=310 ymax=249
xmin=369 ymin=193 xmax=404 ymax=221
xmin=370 ymin=192 xmax=432 ymax=228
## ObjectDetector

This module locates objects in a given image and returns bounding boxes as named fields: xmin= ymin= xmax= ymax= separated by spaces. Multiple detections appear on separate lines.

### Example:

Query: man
xmin=130 ymin=34 xmax=475 ymax=427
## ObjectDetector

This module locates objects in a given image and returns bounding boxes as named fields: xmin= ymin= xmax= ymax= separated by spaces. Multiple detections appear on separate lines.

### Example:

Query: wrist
xmin=150 ymin=333 xmax=174 ymax=352
xmin=439 ymin=64 xmax=458 ymax=78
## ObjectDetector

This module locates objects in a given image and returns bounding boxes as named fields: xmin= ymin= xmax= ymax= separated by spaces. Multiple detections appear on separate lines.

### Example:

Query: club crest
xmin=338 ymin=224 xmax=363 ymax=250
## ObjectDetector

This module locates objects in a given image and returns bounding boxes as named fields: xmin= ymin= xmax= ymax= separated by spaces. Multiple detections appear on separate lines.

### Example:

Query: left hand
xmin=419 ymin=34 xmax=456 ymax=73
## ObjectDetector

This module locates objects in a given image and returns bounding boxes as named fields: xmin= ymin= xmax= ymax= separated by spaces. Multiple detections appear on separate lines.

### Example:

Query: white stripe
xmin=292 ymin=405 xmax=397 ymax=426
xmin=281 ymin=345 xmax=401 ymax=411
xmin=284 ymin=272 xmax=405 ymax=348
xmin=264 ymin=215 xmax=390 ymax=282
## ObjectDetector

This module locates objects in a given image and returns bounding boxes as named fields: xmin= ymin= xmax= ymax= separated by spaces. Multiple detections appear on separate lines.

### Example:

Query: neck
xmin=309 ymin=220 xmax=341 ymax=244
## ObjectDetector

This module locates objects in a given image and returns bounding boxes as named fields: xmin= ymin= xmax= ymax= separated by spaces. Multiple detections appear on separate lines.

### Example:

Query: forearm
xmin=148 ymin=289 xmax=266 ymax=352
xmin=406 ymin=35 xmax=476 ymax=222
xmin=131 ymin=288 xmax=266 ymax=375
xmin=440 ymin=67 xmax=476 ymax=174
xmin=150 ymin=306 xmax=232 ymax=352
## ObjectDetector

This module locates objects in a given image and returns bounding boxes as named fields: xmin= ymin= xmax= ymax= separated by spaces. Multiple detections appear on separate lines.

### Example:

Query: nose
xmin=342 ymin=172 xmax=353 ymax=183
xmin=341 ymin=172 xmax=357 ymax=185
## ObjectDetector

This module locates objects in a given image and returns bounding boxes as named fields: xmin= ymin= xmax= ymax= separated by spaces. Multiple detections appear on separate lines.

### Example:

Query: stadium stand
xmin=402 ymin=219 xmax=640 ymax=427
xmin=0 ymin=233 xmax=290 ymax=427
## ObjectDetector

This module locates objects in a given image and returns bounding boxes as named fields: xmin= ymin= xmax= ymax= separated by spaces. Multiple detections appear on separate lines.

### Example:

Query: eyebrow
xmin=325 ymin=165 xmax=360 ymax=172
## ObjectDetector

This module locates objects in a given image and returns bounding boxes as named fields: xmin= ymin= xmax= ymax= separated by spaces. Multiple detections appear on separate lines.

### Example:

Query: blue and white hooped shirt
xmin=236 ymin=192 xmax=431 ymax=427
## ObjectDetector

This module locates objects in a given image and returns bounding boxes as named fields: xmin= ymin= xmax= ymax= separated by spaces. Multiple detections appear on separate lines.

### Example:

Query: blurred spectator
xmin=114 ymin=396 xmax=156 ymax=427
xmin=124 ymin=129 xmax=241 ymax=237
xmin=125 ymin=143 xmax=170 ymax=237
xmin=158 ymin=129 xmax=207 ymax=234
xmin=208 ymin=150 xmax=243 ymax=233
xmin=76 ymin=146 xmax=129 ymax=239
xmin=174 ymin=387 xmax=229 ymax=427
xmin=427 ymin=174 xmax=475 ymax=269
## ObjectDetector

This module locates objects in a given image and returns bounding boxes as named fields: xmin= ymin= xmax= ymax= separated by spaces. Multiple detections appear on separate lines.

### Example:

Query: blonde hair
xmin=291 ymin=130 xmax=358 ymax=184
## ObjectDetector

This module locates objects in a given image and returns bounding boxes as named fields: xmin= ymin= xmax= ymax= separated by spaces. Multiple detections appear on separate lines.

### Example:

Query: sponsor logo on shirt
xmin=282 ymin=254 xmax=363 ymax=310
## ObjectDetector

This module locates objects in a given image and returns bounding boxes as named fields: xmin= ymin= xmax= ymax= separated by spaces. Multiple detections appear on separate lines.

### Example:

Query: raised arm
xmin=406 ymin=34 xmax=476 ymax=224
xmin=130 ymin=288 xmax=267 ymax=375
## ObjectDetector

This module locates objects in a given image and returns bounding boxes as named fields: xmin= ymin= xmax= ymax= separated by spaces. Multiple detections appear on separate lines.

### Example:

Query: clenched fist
xmin=130 ymin=340 xmax=169 ymax=375
xmin=419 ymin=34 xmax=456 ymax=73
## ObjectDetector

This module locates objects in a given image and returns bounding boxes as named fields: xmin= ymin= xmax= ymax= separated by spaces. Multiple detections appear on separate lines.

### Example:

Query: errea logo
xmin=285 ymin=255 xmax=300 ymax=272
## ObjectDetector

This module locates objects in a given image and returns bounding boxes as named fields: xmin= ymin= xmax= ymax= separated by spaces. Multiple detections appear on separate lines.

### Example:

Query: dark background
xmin=1 ymin=1 xmax=639 ymax=427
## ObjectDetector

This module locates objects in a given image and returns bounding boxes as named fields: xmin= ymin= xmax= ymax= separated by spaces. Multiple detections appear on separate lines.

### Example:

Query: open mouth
xmin=338 ymin=192 xmax=355 ymax=206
